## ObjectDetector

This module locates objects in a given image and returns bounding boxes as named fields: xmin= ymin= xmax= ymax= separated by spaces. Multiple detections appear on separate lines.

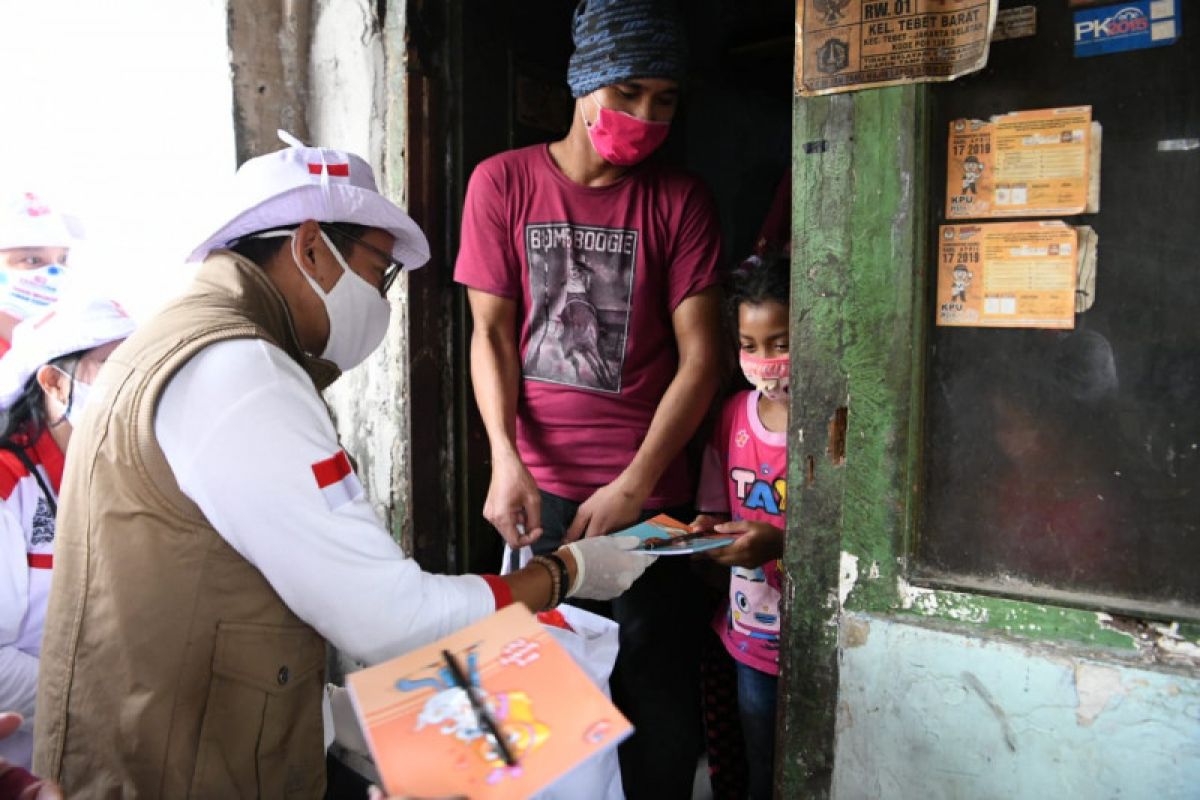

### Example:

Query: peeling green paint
xmin=838 ymin=85 xmax=928 ymax=615
xmin=1178 ymin=622 xmax=1200 ymax=641
xmin=894 ymin=582 xmax=1139 ymax=649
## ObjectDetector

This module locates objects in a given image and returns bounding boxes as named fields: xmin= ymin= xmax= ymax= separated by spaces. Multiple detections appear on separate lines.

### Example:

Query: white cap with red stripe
xmin=0 ymin=295 xmax=136 ymax=409
xmin=185 ymin=131 xmax=430 ymax=268
xmin=0 ymin=191 xmax=84 ymax=251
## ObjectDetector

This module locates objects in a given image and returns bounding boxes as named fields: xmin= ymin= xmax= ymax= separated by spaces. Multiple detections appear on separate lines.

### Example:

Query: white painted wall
xmin=307 ymin=0 xmax=411 ymax=541
xmin=832 ymin=615 xmax=1200 ymax=799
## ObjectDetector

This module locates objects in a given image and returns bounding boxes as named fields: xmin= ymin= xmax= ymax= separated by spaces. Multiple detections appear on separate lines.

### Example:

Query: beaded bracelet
xmin=540 ymin=552 xmax=571 ymax=605
xmin=528 ymin=556 xmax=561 ymax=611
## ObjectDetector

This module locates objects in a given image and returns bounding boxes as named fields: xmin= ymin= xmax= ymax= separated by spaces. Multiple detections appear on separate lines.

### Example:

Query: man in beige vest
xmin=32 ymin=133 xmax=655 ymax=798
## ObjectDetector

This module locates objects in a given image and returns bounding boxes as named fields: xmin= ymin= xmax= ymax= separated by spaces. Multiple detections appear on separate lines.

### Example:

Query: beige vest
xmin=34 ymin=253 xmax=342 ymax=798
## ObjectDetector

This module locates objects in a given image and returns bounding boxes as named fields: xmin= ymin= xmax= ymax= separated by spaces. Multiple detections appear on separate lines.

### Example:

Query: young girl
xmin=0 ymin=297 xmax=134 ymax=770
xmin=693 ymin=253 xmax=790 ymax=800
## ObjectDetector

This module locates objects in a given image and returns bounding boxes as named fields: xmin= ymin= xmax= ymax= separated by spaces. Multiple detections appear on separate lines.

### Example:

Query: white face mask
xmin=50 ymin=366 xmax=91 ymax=428
xmin=66 ymin=379 xmax=91 ymax=427
xmin=290 ymin=230 xmax=391 ymax=372
xmin=0 ymin=263 xmax=67 ymax=320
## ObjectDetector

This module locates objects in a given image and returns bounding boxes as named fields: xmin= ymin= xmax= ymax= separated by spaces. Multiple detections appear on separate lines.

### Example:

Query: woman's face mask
xmin=49 ymin=366 xmax=91 ymax=428
xmin=0 ymin=258 xmax=67 ymax=321
xmin=64 ymin=378 xmax=91 ymax=427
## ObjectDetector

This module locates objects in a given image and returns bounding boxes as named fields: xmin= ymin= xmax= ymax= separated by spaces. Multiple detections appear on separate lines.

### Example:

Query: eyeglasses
xmin=321 ymin=224 xmax=404 ymax=294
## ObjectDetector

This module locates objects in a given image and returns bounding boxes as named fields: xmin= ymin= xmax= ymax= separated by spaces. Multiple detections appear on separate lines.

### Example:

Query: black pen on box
xmin=441 ymin=649 xmax=518 ymax=767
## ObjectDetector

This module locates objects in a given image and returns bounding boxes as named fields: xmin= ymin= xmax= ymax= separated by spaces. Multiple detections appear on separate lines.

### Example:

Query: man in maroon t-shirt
xmin=454 ymin=2 xmax=722 ymax=796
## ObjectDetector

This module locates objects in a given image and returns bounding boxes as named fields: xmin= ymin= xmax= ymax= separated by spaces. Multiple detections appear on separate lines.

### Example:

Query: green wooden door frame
xmin=776 ymin=84 xmax=930 ymax=798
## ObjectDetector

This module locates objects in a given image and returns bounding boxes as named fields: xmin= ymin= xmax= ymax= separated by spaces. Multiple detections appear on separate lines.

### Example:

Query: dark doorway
xmin=406 ymin=0 xmax=793 ymax=576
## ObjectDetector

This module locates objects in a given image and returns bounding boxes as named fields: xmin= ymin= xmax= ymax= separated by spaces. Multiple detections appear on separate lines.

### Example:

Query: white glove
xmin=561 ymin=535 xmax=656 ymax=601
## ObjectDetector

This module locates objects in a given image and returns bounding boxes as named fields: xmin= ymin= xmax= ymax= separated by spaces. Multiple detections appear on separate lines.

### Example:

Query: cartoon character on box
xmin=398 ymin=650 xmax=551 ymax=784
xmin=473 ymin=691 xmax=551 ymax=783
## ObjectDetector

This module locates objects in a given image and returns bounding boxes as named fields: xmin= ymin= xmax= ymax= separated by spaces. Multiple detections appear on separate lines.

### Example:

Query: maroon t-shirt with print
xmin=454 ymin=144 xmax=721 ymax=506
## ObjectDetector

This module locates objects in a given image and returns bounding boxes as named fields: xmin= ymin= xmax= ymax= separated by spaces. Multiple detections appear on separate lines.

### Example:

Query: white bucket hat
xmin=0 ymin=295 xmax=136 ymax=410
xmin=0 ymin=191 xmax=84 ymax=251
xmin=186 ymin=131 xmax=430 ymax=268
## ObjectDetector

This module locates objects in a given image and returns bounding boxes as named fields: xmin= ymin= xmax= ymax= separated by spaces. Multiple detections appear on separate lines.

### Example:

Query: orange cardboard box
xmin=348 ymin=604 xmax=631 ymax=799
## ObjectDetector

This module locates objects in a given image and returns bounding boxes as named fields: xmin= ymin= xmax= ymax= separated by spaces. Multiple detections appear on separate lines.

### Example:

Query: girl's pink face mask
xmin=583 ymin=96 xmax=670 ymax=166
xmin=740 ymin=353 xmax=790 ymax=402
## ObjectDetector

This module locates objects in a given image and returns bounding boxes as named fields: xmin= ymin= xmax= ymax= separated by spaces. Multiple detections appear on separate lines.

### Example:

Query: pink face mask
xmin=583 ymin=95 xmax=670 ymax=166
xmin=740 ymin=353 xmax=790 ymax=402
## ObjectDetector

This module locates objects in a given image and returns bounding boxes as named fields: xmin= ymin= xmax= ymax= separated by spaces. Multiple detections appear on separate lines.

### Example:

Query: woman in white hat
xmin=0 ymin=192 xmax=84 ymax=356
xmin=0 ymin=296 xmax=134 ymax=770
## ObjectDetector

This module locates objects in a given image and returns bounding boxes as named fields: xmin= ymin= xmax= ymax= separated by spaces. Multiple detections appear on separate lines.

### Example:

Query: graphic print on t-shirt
xmin=523 ymin=223 xmax=637 ymax=393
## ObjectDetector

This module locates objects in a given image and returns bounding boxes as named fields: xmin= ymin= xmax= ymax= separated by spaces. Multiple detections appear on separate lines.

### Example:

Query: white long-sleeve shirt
xmin=155 ymin=338 xmax=497 ymax=667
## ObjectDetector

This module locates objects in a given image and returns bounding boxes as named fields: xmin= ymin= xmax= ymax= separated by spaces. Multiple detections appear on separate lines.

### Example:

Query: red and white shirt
xmin=155 ymin=338 xmax=501 ymax=668
xmin=0 ymin=428 xmax=64 ymax=768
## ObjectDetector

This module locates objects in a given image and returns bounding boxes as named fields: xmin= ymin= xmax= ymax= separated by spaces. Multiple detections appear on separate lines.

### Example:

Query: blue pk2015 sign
xmin=1074 ymin=0 xmax=1181 ymax=57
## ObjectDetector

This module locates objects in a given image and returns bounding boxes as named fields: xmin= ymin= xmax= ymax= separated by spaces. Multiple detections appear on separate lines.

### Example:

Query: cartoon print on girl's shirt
xmin=725 ymin=428 xmax=786 ymax=654
xmin=729 ymin=565 xmax=781 ymax=648
xmin=729 ymin=465 xmax=787 ymax=517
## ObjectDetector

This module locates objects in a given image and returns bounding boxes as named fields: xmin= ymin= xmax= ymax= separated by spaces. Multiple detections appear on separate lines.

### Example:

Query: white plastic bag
xmin=502 ymin=544 xmax=626 ymax=800
xmin=501 ymin=542 xmax=532 ymax=576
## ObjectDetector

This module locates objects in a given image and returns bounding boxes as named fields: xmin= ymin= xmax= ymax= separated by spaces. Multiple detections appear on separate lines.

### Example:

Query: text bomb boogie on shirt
xmin=527 ymin=224 xmax=637 ymax=256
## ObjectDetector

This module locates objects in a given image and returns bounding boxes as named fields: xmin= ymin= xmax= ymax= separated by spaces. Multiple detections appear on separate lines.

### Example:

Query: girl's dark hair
xmin=726 ymin=251 xmax=791 ymax=318
xmin=228 ymin=223 xmax=371 ymax=266
xmin=0 ymin=351 xmax=82 ymax=445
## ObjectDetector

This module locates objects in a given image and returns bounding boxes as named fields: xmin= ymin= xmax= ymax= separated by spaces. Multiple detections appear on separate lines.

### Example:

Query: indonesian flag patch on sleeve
xmin=310 ymin=450 xmax=364 ymax=511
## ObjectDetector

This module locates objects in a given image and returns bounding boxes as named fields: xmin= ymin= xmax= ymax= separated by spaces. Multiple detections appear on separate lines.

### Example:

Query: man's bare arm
xmin=466 ymin=288 xmax=543 ymax=546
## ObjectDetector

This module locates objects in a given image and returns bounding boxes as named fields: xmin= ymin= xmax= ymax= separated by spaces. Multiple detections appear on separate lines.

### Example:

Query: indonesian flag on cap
xmin=292 ymin=128 xmax=351 ymax=184
xmin=311 ymin=449 xmax=364 ymax=511
xmin=307 ymin=160 xmax=351 ymax=182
